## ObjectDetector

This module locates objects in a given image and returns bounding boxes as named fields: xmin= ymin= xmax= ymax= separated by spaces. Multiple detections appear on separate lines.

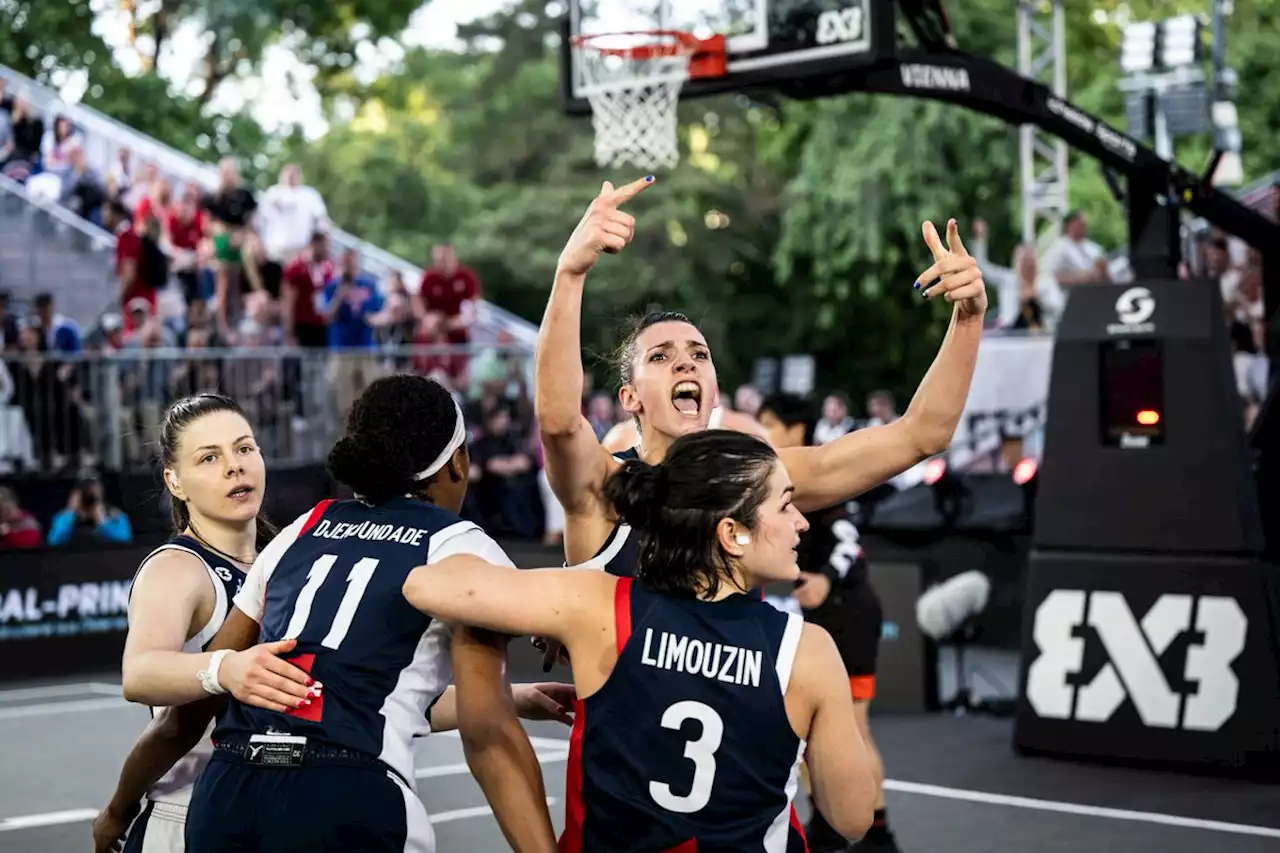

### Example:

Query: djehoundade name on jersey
xmin=311 ymin=519 xmax=430 ymax=547
xmin=639 ymin=628 xmax=763 ymax=688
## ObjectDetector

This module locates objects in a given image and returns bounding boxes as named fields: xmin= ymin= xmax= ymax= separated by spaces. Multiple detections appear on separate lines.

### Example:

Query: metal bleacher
xmin=0 ymin=65 xmax=537 ymax=349
xmin=0 ymin=172 xmax=117 ymax=322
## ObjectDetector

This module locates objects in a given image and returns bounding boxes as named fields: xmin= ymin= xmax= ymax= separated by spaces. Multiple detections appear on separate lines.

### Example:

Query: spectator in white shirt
xmin=257 ymin=164 xmax=328 ymax=299
xmin=41 ymin=116 xmax=83 ymax=181
xmin=1040 ymin=210 xmax=1110 ymax=327
xmin=813 ymin=392 xmax=856 ymax=445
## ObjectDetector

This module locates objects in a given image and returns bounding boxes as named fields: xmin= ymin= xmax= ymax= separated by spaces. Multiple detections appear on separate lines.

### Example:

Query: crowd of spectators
xmin=0 ymin=76 xmax=1272 ymax=546
xmin=971 ymin=209 xmax=1269 ymax=429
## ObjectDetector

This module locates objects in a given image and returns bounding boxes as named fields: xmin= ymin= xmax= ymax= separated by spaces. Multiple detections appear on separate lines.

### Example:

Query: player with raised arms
xmin=599 ymin=394 xmax=771 ymax=453
xmin=536 ymin=176 xmax=987 ymax=583
xmin=405 ymin=428 xmax=879 ymax=850
xmin=94 ymin=394 xmax=316 ymax=853
xmin=96 ymin=377 xmax=572 ymax=853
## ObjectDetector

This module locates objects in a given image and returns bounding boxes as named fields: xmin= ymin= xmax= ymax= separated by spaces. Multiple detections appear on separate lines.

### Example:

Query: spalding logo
xmin=1114 ymin=286 xmax=1155 ymax=325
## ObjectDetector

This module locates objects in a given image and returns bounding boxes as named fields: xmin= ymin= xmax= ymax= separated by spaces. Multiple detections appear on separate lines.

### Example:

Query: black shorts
xmin=185 ymin=751 xmax=434 ymax=853
xmin=804 ymin=574 xmax=882 ymax=700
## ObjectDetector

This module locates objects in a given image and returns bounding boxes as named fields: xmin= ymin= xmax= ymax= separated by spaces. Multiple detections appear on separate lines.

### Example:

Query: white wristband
xmin=198 ymin=649 xmax=231 ymax=696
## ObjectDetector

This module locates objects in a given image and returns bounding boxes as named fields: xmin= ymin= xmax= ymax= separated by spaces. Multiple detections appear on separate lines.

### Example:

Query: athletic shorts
xmin=804 ymin=576 xmax=883 ymax=701
xmin=184 ymin=753 xmax=435 ymax=853
xmin=123 ymin=801 xmax=186 ymax=853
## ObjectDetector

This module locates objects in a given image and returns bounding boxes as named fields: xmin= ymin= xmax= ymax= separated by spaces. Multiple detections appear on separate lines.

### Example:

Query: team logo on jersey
xmin=213 ymin=564 xmax=235 ymax=584
xmin=1025 ymin=590 xmax=1246 ymax=731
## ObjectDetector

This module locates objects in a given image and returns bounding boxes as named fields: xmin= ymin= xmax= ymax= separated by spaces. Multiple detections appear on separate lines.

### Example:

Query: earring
xmin=735 ymin=534 xmax=750 ymax=545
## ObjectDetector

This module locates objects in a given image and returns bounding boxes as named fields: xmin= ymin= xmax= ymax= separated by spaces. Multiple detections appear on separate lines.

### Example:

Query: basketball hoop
xmin=571 ymin=30 xmax=726 ymax=171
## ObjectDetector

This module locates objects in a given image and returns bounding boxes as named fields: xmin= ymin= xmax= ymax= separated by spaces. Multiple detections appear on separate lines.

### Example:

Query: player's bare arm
xmin=123 ymin=565 xmax=311 ymax=711
xmin=536 ymin=176 xmax=655 ymax=527
xmin=783 ymin=219 xmax=987 ymax=513
xmin=792 ymin=622 xmax=877 ymax=841
xmin=95 ymin=604 xmax=290 ymax=852
xmin=120 ymin=549 xmax=223 ymax=706
xmin=92 ymin=697 xmax=224 ymax=853
xmin=405 ymin=558 xmax=616 ymax=684
xmin=451 ymin=624 xmax=559 ymax=853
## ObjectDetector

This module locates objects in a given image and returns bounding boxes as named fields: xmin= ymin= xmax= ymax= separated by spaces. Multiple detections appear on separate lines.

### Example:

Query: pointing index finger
xmin=606 ymin=175 xmax=656 ymax=207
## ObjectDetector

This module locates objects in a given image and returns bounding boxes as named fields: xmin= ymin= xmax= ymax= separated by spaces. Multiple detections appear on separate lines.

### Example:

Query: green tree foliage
xmin=10 ymin=0 xmax=1276 ymax=399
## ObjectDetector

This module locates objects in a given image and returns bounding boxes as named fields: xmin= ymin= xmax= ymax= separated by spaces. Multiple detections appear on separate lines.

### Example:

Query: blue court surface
xmin=1 ymin=647 xmax=1277 ymax=853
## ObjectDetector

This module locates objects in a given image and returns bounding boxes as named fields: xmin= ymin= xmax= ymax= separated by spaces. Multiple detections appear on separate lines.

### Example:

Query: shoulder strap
xmin=774 ymin=612 xmax=804 ymax=696
xmin=614 ymin=576 xmax=634 ymax=654
xmin=130 ymin=542 xmax=225 ymax=648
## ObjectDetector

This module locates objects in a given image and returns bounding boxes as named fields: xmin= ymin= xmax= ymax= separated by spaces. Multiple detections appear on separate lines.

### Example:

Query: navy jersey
xmin=584 ymin=448 xmax=640 ymax=578
xmin=217 ymin=497 xmax=512 ymax=785
xmin=563 ymin=578 xmax=808 ymax=853
xmin=796 ymin=505 xmax=866 ymax=587
xmin=128 ymin=534 xmax=247 ymax=807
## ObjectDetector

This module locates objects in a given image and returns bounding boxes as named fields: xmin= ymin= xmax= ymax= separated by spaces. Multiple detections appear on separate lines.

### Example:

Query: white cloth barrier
xmin=949 ymin=332 xmax=1055 ymax=465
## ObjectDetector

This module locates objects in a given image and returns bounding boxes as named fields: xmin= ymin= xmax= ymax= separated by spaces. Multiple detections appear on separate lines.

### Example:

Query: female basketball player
xmin=91 ymin=377 xmax=567 ymax=853
xmin=537 ymin=176 xmax=987 ymax=578
xmin=406 ymin=428 xmax=879 ymax=850
xmin=94 ymin=394 xmax=315 ymax=853
xmin=758 ymin=392 xmax=897 ymax=853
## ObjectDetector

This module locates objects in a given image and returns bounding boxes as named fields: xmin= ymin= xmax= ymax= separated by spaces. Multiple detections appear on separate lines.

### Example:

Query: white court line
xmin=0 ymin=682 xmax=120 ymax=702
xmin=0 ymin=801 xmax=559 ymax=833
xmin=0 ymin=809 xmax=100 ymax=832
xmin=0 ymin=697 xmax=131 ymax=721
xmin=437 ymin=730 xmax=570 ymax=752
xmin=416 ymin=751 xmax=569 ymax=779
xmin=883 ymin=780 xmax=1280 ymax=839
xmin=432 ymin=798 xmax=557 ymax=825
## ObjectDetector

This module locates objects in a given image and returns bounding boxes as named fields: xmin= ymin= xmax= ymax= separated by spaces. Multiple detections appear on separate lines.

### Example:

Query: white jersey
xmin=228 ymin=497 xmax=516 ymax=788
xmin=127 ymin=535 xmax=247 ymax=808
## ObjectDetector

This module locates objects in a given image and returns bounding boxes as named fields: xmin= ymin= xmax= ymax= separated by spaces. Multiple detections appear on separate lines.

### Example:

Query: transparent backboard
xmin=566 ymin=0 xmax=877 ymax=100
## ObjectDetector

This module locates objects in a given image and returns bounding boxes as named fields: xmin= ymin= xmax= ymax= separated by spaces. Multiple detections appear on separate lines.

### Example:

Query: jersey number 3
xmin=649 ymin=700 xmax=725 ymax=814
xmin=283 ymin=555 xmax=379 ymax=649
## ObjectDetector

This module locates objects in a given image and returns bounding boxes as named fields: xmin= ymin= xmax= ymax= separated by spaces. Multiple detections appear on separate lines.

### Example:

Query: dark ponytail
xmin=325 ymin=374 xmax=462 ymax=503
xmin=606 ymin=460 xmax=669 ymax=532
xmin=602 ymin=429 xmax=777 ymax=598
xmin=160 ymin=394 xmax=278 ymax=549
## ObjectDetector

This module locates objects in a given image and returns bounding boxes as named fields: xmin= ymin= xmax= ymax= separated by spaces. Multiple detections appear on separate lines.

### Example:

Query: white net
xmin=574 ymin=35 xmax=695 ymax=171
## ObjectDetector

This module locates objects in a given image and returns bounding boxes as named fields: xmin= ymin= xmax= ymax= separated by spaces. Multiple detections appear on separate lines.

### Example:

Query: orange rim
xmin=571 ymin=30 xmax=707 ymax=61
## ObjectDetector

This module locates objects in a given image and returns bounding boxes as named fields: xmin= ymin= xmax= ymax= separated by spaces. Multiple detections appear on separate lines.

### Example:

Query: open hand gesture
xmin=513 ymin=681 xmax=577 ymax=726
xmin=917 ymin=219 xmax=987 ymax=320
xmin=219 ymin=637 xmax=317 ymax=713
xmin=557 ymin=176 xmax=655 ymax=277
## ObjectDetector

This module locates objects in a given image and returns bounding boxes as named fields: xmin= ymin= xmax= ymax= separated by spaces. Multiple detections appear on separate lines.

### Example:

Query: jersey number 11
xmin=283 ymin=555 xmax=379 ymax=649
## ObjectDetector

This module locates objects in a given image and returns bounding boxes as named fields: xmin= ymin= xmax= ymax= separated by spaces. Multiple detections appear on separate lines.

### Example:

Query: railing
xmin=0 ymin=64 xmax=538 ymax=350
xmin=0 ymin=344 xmax=533 ymax=475
xmin=0 ymin=173 xmax=118 ymax=321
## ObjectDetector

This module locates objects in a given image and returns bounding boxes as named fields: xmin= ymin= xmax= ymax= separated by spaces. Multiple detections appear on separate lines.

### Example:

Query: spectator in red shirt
xmin=132 ymin=177 xmax=170 ymax=233
xmin=0 ymin=486 xmax=42 ymax=549
xmin=106 ymin=200 xmax=168 ymax=332
xmin=418 ymin=245 xmax=480 ymax=345
xmin=281 ymin=231 xmax=333 ymax=349
xmin=163 ymin=184 xmax=208 ymax=307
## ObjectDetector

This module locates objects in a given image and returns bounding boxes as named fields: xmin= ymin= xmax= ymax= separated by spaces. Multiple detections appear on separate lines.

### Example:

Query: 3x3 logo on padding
xmin=1026 ymin=590 xmax=1247 ymax=731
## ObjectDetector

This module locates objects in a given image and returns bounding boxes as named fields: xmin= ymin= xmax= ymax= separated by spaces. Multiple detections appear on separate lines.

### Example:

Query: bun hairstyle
xmin=326 ymin=374 xmax=463 ymax=503
xmin=160 ymin=393 xmax=278 ymax=548
xmin=604 ymin=429 xmax=777 ymax=598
